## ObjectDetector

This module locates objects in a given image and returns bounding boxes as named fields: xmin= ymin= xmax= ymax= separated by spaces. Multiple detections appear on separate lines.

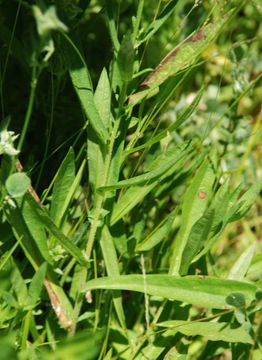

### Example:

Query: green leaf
xmin=5 ymin=173 xmax=31 ymax=198
xmin=138 ymin=1 xmax=182 ymax=45
xmin=94 ymin=68 xmax=112 ymax=131
xmin=25 ymin=194 xmax=86 ymax=266
xmin=4 ymin=201 xmax=44 ymax=270
xmin=228 ymin=182 xmax=262 ymax=223
xmin=85 ymin=275 xmax=257 ymax=309
xmin=50 ymin=148 xmax=75 ymax=227
xmin=226 ymin=292 xmax=246 ymax=308
xmin=129 ymin=19 xmax=228 ymax=106
xmin=180 ymin=209 xmax=215 ymax=275
xmin=28 ymin=263 xmax=47 ymax=306
xmin=169 ymin=160 xmax=216 ymax=275
xmin=100 ymin=226 xmax=126 ymax=329
xmin=110 ymin=182 xmax=156 ymax=225
xmin=45 ymin=328 xmax=105 ymax=360
xmin=136 ymin=208 xmax=178 ymax=252
xmin=11 ymin=264 xmax=28 ymax=307
xmin=99 ymin=142 xmax=192 ymax=191
xmin=117 ymin=33 xmax=134 ymax=82
xmin=126 ymin=86 xmax=204 ymax=154
xmin=228 ymin=243 xmax=256 ymax=280
xmin=63 ymin=34 xmax=109 ymax=143
xmin=22 ymin=198 xmax=53 ymax=264
xmin=158 ymin=320 xmax=253 ymax=344
xmin=110 ymin=144 xmax=192 ymax=225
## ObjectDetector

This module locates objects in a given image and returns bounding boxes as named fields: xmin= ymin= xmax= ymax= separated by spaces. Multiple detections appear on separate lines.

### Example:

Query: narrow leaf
xmin=136 ymin=208 xmax=178 ymax=252
xmin=169 ymin=160 xmax=216 ymax=275
xmin=26 ymin=194 xmax=86 ymax=266
xmin=99 ymin=142 xmax=191 ymax=191
xmin=85 ymin=275 xmax=258 ymax=309
xmin=100 ymin=226 xmax=126 ymax=328
xmin=126 ymin=86 xmax=204 ymax=154
xmin=158 ymin=320 xmax=253 ymax=344
xmin=63 ymin=35 xmax=109 ymax=143
xmin=180 ymin=209 xmax=215 ymax=275
xmin=129 ymin=18 xmax=228 ymax=105
xmin=28 ymin=263 xmax=47 ymax=306
xmin=228 ymin=243 xmax=256 ymax=280
xmin=50 ymin=148 xmax=75 ymax=227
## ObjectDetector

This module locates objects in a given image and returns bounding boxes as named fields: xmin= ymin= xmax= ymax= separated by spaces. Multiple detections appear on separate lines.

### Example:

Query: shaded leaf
xmin=50 ymin=147 xmax=75 ymax=227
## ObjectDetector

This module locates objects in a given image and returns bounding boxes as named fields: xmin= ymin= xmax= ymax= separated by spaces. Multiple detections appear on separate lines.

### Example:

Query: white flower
xmin=0 ymin=128 xmax=20 ymax=156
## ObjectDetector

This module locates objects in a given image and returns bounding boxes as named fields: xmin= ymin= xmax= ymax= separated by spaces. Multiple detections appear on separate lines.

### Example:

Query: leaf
xmin=88 ymin=68 xmax=112 ymax=191
xmin=136 ymin=208 xmax=178 ymax=252
xmin=118 ymin=32 xmax=134 ymax=82
xmin=50 ymin=148 xmax=75 ymax=227
xmin=45 ymin=328 xmax=105 ymax=360
xmin=158 ymin=320 xmax=253 ymax=344
xmin=99 ymin=142 xmax=192 ymax=191
xmin=180 ymin=209 xmax=215 ymax=275
xmin=4 ymin=201 xmax=44 ymax=270
xmin=94 ymin=68 xmax=112 ymax=131
xmin=25 ymin=194 xmax=86 ymax=266
xmin=138 ymin=1 xmax=183 ymax=45
xmin=169 ymin=160 xmax=216 ymax=275
xmin=28 ymin=263 xmax=47 ymax=306
xmin=22 ymin=199 xmax=53 ymax=264
xmin=129 ymin=19 xmax=227 ymax=106
xmin=228 ymin=243 xmax=256 ymax=280
xmin=110 ymin=145 xmax=192 ymax=225
xmin=85 ymin=275 xmax=257 ymax=309
xmin=226 ymin=292 xmax=246 ymax=308
xmin=100 ymin=226 xmax=126 ymax=329
xmin=110 ymin=183 xmax=156 ymax=225
xmin=5 ymin=173 xmax=31 ymax=198
xmin=63 ymin=34 xmax=109 ymax=143
xmin=11 ymin=264 xmax=28 ymax=307
xmin=126 ymin=86 xmax=204 ymax=154
xmin=228 ymin=182 xmax=262 ymax=223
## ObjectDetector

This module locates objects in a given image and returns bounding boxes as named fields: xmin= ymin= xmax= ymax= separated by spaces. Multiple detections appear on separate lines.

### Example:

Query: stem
xmin=18 ymin=63 xmax=38 ymax=151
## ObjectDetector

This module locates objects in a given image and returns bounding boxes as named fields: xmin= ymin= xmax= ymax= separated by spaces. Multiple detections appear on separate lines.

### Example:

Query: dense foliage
xmin=0 ymin=1 xmax=261 ymax=359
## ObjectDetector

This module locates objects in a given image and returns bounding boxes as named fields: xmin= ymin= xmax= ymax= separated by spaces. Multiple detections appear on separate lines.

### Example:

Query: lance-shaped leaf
xmin=169 ymin=160 xmax=216 ymax=275
xmin=126 ymin=86 xmax=204 ymax=154
xmin=98 ymin=142 xmax=192 ymax=192
xmin=62 ymin=35 xmax=109 ymax=143
xmin=158 ymin=320 xmax=253 ymax=344
xmin=85 ymin=275 xmax=258 ymax=309
xmin=128 ymin=18 xmax=228 ymax=106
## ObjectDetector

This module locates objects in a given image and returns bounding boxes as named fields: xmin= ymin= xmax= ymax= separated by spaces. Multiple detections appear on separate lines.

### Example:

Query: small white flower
xmin=0 ymin=128 xmax=20 ymax=156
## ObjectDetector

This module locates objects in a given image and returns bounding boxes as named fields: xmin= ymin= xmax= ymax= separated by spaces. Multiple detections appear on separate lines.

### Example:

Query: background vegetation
xmin=0 ymin=0 xmax=261 ymax=359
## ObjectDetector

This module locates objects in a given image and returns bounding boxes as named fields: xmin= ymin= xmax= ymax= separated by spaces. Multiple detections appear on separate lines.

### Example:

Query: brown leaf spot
xmin=198 ymin=191 xmax=207 ymax=199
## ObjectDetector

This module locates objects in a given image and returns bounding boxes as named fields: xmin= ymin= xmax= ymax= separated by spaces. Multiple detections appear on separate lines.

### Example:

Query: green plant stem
xmin=21 ymin=311 xmax=32 ymax=350
xmin=18 ymin=63 xmax=38 ymax=151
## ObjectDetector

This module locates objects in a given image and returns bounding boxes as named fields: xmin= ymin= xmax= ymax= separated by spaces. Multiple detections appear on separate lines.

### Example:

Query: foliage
xmin=0 ymin=0 xmax=261 ymax=359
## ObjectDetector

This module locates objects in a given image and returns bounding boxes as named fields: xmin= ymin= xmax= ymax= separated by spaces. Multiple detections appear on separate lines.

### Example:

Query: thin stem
xmin=18 ymin=63 xmax=39 ymax=151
